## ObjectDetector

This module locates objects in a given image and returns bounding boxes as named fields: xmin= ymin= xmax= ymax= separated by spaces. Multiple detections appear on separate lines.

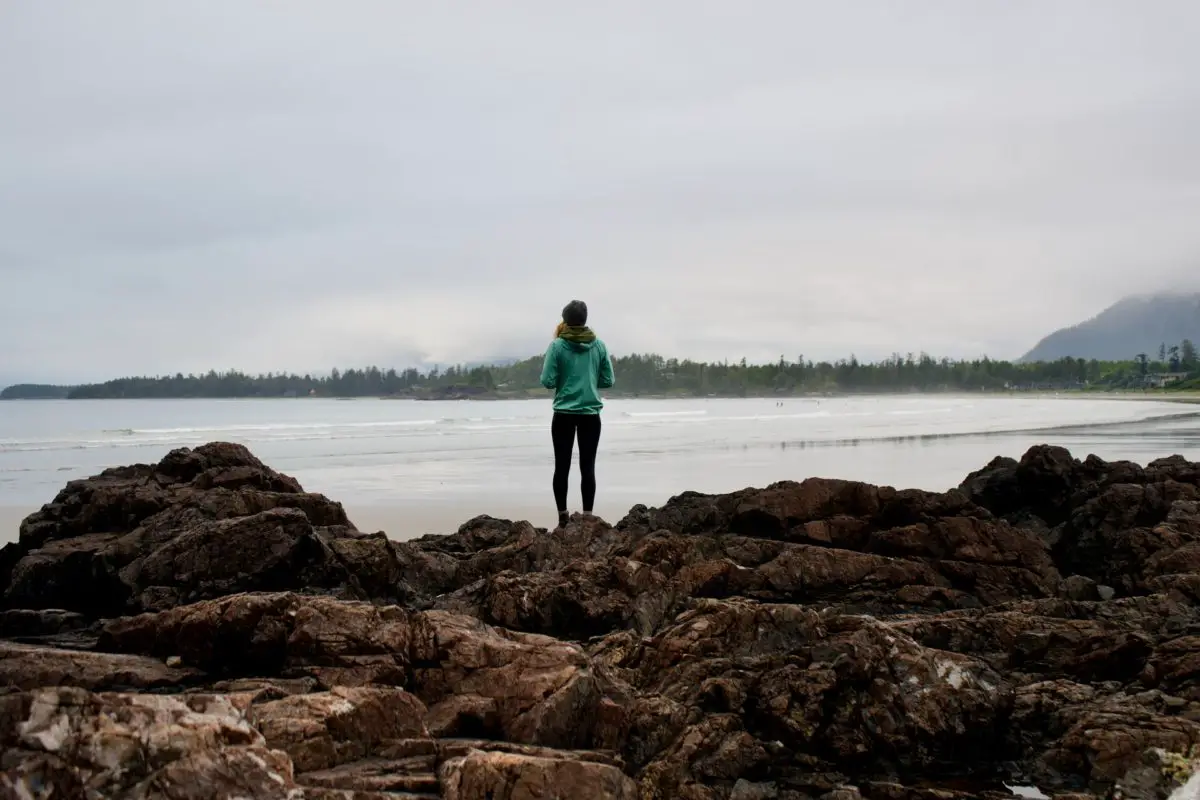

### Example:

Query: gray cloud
xmin=3 ymin=0 xmax=1199 ymax=382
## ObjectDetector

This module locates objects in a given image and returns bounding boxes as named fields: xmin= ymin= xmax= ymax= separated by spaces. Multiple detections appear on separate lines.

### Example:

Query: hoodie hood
xmin=558 ymin=326 xmax=596 ymax=349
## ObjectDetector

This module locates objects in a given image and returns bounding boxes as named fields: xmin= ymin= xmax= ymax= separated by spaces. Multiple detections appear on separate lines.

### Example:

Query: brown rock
xmin=1 ymin=686 xmax=293 ymax=798
xmin=0 ymin=640 xmax=202 ymax=691
xmin=299 ymin=757 xmax=442 ymax=796
xmin=250 ymin=686 xmax=429 ymax=772
xmin=895 ymin=607 xmax=1155 ymax=684
xmin=118 ymin=507 xmax=364 ymax=610
xmin=17 ymin=442 xmax=328 ymax=549
xmin=440 ymin=749 xmax=638 ymax=800
xmin=410 ymin=609 xmax=601 ymax=749
xmin=326 ymin=533 xmax=418 ymax=606
xmin=2 ymin=532 xmax=132 ymax=616
xmin=1144 ymin=635 xmax=1200 ymax=700
xmin=1039 ymin=698 xmax=1200 ymax=785
xmin=597 ymin=598 xmax=1010 ymax=795
xmin=2 ymin=443 xmax=363 ymax=616
xmin=0 ymin=608 xmax=89 ymax=639
xmin=4 ymin=442 xmax=1200 ymax=799
xmin=124 ymin=745 xmax=302 ymax=799
xmin=100 ymin=592 xmax=413 ymax=685
xmin=100 ymin=591 xmax=605 ymax=749
xmin=1113 ymin=745 xmax=1200 ymax=800
xmin=452 ymin=556 xmax=675 ymax=639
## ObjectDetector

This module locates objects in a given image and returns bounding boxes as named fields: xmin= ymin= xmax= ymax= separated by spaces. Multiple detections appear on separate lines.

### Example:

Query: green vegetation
xmin=0 ymin=383 xmax=76 ymax=400
xmin=2 ymin=340 xmax=1194 ymax=399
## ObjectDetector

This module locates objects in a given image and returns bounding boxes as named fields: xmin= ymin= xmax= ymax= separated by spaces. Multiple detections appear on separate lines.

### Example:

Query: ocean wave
xmin=886 ymin=407 xmax=958 ymax=416
xmin=132 ymin=419 xmax=442 ymax=435
xmin=1 ymin=405 xmax=1195 ymax=456
xmin=622 ymin=410 xmax=708 ymax=418
xmin=720 ymin=411 xmax=834 ymax=422
xmin=999 ymin=409 xmax=1200 ymax=437
xmin=0 ymin=419 xmax=543 ymax=453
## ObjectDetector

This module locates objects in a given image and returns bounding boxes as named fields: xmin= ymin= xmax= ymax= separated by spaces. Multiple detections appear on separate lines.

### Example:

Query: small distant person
xmin=540 ymin=300 xmax=615 ymax=528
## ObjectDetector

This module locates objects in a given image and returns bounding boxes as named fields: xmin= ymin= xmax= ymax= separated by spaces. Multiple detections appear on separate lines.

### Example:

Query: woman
xmin=540 ymin=299 xmax=615 ymax=528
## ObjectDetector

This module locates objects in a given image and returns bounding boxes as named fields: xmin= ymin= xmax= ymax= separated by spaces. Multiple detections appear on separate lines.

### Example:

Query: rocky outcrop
xmin=0 ymin=443 xmax=372 ymax=616
xmin=248 ymin=686 xmax=430 ymax=772
xmin=961 ymin=446 xmax=1200 ymax=597
xmin=1 ymin=687 xmax=299 ymax=799
xmin=0 ymin=640 xmax=203 ymax=691
xmin=440 ymin=750 xmax=638 ymax=800
xmin=3 ymin=442 xmax=1200 ymax=798
xmin=98 ymin=592 xmax=603 ymax=749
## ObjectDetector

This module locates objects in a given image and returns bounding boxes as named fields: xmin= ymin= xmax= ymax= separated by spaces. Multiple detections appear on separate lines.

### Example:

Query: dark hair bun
xmin=562 ymin=300 xmax=588 ymax=326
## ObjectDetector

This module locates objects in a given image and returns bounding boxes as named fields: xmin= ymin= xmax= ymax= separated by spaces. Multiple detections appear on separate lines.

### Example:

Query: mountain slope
xmin=1021 ymin=293 xmax=1200 ymax=362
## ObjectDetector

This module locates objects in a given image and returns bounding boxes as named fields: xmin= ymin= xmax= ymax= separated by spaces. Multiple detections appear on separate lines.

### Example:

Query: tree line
xmin=1135 ymin=339 xmax=1200 ymax=375
xmin=4 ymin=342 xmax=1196 ymax=400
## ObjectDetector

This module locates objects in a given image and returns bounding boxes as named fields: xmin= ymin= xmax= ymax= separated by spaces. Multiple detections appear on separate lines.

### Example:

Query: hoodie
xmin=540 ymin=327 xmax=615 ymax=414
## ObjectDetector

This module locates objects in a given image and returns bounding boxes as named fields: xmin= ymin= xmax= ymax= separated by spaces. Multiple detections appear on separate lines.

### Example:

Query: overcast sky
xmin=3 ymin=1 xmax=1199 ymax=382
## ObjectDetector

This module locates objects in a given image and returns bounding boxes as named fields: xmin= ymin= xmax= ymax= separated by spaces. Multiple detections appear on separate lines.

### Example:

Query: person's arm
xmin=598 ymin=344 xmax=615 ymax=389
xmin=540 ymin=342 xmax=559 ymax=390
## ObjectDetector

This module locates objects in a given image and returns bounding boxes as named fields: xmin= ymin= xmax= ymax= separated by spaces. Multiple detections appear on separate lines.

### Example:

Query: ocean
xmin=2 ymin=395 xmax=1198 ymax=541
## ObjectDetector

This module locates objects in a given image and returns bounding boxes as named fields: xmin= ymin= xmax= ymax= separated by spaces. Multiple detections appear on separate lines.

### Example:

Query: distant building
xmin=1144 ymin=372 xmax=1191 ymax=388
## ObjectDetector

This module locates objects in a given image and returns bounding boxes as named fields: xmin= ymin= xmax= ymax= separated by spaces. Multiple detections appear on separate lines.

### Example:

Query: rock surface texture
xmin=3 ymin=441 xmax=1200 ymax=798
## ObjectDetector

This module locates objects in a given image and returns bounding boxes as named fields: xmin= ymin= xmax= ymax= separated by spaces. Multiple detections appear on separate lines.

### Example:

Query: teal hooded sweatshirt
xmin=540 ymin=328 xmax=615 ymax=414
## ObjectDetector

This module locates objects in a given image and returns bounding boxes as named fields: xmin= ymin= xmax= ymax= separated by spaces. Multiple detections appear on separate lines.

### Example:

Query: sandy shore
xmin=0 ymin=507 xmax=31 ymax=545
xmin=1 ymin=500 xmax=631 ymax=546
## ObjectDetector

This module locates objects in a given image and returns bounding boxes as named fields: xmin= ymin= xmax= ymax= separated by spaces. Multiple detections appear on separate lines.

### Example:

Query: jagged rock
xmin=1114 ymin=745 xmax=1200 ymax=800
xmin=99 ymin=591 xmax=413 ymax=684
xmin=1060 ymin=575 xmax=1102 ymax=601
xmin=1 ymin=443 xmax=367 ymax=616
xmin=411 ymin=609 xmax=600 ymax=749
xmin=210 ymin=676 xmax=322 ymax=700
xmin=1053 ymin=483 xmax=1200 ymax=595
xmin=299 ymin=755 xmax=442 ymax=796
xmin=2 ymin=443 xmax=1200 ymax=799
xmin=0 ymin=608 xmax=89 ymax=638
xmin=118 ymin=507 xmax=366 ymax=610
xmin=296 ymin=739 xmax=625 ymax=798
xmin=893 ymin=605 xmax=1158 ymax=684
xmin=325 ymin=532 xmax=418 ymax=606
xmin=439 ymin=749 xmax=638 ymax=800
xmin=0 ymin=686 xmax=299 ymax=799
xmin=437 ymin=554 xmax=676 ymax=640
xmin=100 ymin=591 xmax=602 ymax=748
xmin=1038 ymin=695 xmax=1200 ymax=786
xmin=250 ymin=686 xmax=429 ymax=772
xmin=18 ymin=442 xmax=340 ymax=549
xmin=588 ymin=598 xmax=1011 ymax=797
xmin=963 ymin=447 xmax=1200 ymax=599
xmin=0 ymin=640 xmax=202 ymax=691
xmin=433 ymin=509 xmax=1062 ymax=643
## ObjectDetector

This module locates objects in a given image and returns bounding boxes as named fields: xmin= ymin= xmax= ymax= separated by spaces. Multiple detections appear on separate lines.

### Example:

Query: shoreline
xmin=3 ymin=392 xmax=1196 ymax=544
xmin=4 ymin=389 xmax=1200 ymax=402
xmin=0 ymin=507 xmax=28 ymax=544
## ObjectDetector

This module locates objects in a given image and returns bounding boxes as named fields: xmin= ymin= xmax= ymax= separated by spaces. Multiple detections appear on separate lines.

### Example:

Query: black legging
xmin=552 ymin=412 xmax=602 ymax=514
